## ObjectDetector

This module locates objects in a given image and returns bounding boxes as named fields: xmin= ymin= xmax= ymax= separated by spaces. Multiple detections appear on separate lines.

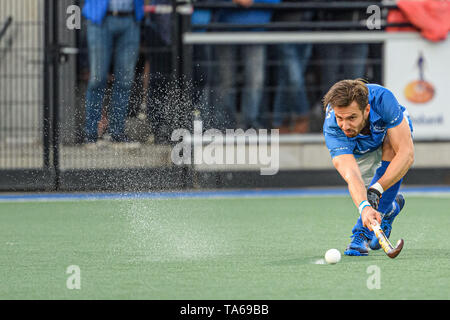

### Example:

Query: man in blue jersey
xmin=323 ymin=79 xmax=414 ymax=256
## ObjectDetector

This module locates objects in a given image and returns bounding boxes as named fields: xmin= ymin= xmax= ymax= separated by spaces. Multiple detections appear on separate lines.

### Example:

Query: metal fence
xmin=0 ymin=0 xmax=54 ymax=189
xmin=1 ymin=0 xmax=425 ymax=191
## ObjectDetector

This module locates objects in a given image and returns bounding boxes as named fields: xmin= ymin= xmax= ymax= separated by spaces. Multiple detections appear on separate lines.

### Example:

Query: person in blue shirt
xmin=82 ymin=0 xmax=144 ymax=147
xmin=323 ymin=79 xmax=414 ymax=256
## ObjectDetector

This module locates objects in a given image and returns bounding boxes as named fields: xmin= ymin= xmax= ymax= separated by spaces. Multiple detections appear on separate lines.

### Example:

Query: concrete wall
xmin=194 ymin=139 xmax=450 ymax=171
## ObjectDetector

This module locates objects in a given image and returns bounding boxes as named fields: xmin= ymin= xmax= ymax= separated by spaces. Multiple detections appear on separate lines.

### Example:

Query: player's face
xmin=333 ymin=101 xmax=370 ymax=138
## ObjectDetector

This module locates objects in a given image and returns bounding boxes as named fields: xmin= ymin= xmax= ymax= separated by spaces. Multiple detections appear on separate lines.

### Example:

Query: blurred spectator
xmin=213 ymin=0 xmax=281 ymax=130
xmin=272 ymin=0 xmax=313 ymax=133
xmin=191 ymin=0 xmax=214 ymax=130
xmin=82 ymin=0 xmax=144 ymax=147
xmin=142 ymin=0 xmax=214 ymax=143
xmin=304 ymin=0 xmax=371 ymax=133
xmin=315 ymin=0 xmax=369 ymax=102
xmin=143 ymin=0 xmax=173 ymax=144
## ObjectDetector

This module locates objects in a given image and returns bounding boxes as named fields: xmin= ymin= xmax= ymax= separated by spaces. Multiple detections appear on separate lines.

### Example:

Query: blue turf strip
xmin=0 ymin=186 xmax=450 ymax=202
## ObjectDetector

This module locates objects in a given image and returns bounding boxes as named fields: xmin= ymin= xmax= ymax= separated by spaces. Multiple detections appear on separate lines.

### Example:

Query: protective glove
xmin=367 ymin=187 xmax=382 ymax=210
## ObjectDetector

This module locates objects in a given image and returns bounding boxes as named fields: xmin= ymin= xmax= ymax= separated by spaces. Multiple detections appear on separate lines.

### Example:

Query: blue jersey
xmin=323 ymin=84 xmax=413 ymax=159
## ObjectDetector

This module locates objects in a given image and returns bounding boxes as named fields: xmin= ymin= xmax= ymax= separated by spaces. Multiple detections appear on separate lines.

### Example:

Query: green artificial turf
xmin=0 ymin=196 xmax=449 ymax=299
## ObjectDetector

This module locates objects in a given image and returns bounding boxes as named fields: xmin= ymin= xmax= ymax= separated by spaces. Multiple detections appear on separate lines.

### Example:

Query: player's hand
xmin=361 ymin=206 xmax=382 ymax=231
xmin=367 ymin=187 xmax=381 ymax=210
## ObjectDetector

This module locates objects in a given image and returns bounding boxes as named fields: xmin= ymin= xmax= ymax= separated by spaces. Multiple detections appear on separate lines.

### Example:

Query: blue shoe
xmin=344 ymin=231 xmax=369 ymax=256
xmin=369 ymin=194 xmax=405 ymax=250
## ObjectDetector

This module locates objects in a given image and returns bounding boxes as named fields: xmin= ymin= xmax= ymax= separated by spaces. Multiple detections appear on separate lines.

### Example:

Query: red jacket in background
xmin=387 ymin=0 xmax=450 ymax=42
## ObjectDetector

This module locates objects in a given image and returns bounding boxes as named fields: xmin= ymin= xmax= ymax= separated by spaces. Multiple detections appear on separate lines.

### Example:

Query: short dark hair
xmin=322 ymin=79 xmax=369 ymax=112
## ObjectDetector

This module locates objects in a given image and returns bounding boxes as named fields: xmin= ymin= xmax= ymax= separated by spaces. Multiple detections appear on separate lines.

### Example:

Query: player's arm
xmin=374 ymin=118 xmax=414 ymax=192
xmin=332 ymin=154 xmax=381 ymax=230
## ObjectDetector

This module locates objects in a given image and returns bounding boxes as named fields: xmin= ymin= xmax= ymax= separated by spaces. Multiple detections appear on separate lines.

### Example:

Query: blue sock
xmin=351 ymin=161 xmax=402 ymax=237
xmin=371 ymin=161 xmax=402 ymax=219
